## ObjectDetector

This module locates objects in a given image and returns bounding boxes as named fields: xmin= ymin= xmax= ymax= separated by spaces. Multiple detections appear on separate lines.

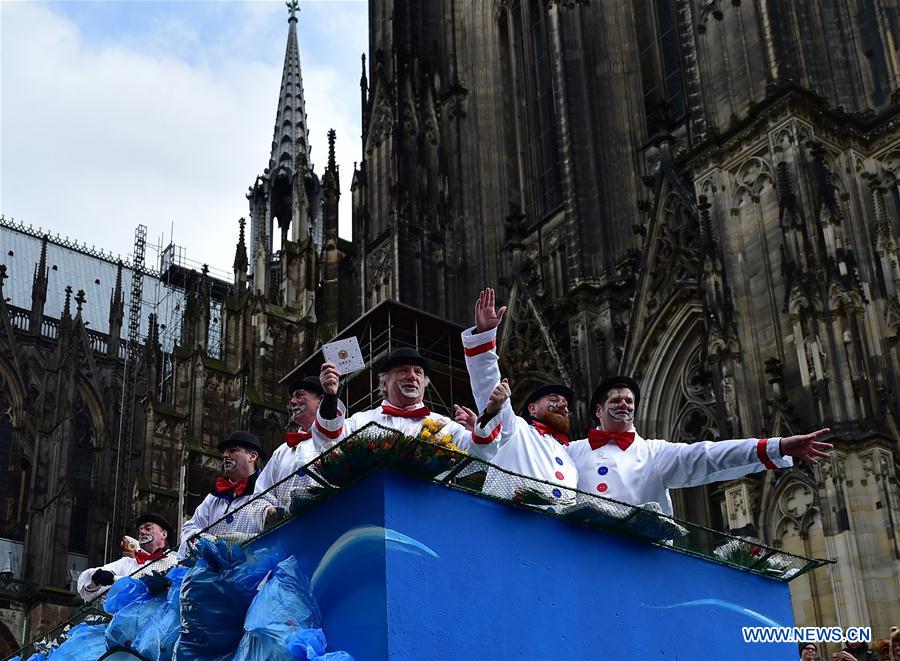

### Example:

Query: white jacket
xmin=461 ymin=325 xmax=579 ymax=506
xmin=76 ymin=550 xmax=177 ymax=602
xmin=567 ymin=431 xmax=791 ymax=516
xmin=255 ymin=431 xmax=322 ymax=505
xmin=177 ymin=472 xmax=272 ymax=559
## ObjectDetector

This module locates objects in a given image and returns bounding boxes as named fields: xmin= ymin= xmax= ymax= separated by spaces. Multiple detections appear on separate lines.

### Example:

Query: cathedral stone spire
xmin=234 ymin=217 xmax=249 ymax=276
xmin=29 ymin=234 xmax=49 ymax=333
xmin=269 ymin=0 xmax=312 ymax=173
xmin=107 ymin=260 xmax=125 ymax=357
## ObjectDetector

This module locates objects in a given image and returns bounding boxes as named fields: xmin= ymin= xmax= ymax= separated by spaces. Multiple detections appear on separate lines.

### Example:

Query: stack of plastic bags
xmin=232 ymin=554 xmax=354 ymax=661
xmin=12 ymin=541 xmax=354 ymax=661
xmin=175 ymin=538 xmax=283 ymax=660
xmin=132 ymin=566 xmax=189 ymax=659
xmin=100 ymin=565 xmax=188 ymax=659
xmin=104 ymin=574 xmax=161 ymax=650
xmin=233 ymin=554 xmax=320 ymax=659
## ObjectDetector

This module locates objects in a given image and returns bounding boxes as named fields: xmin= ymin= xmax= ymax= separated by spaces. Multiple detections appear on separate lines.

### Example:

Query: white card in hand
xmin=322 ymin=337 xmax=366 ymax=375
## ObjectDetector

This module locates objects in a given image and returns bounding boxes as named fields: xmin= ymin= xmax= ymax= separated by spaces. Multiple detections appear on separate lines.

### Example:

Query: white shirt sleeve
xmin=462 ymin=326 xmax=500 ymax=412
xmin=177 ymin=495 xmax=213 ymax=560
xmin=650 ymin=436 xmax=790 ymax=489
xmin=461 ymin=326 xmax=518 ymax=451
xmin=76 ymin=556 xmax=137 ymax=601
xmin=312 ymin=400 xmax=352 ymax=452
xmin=433 ymin=416 xmax=499 ymax=463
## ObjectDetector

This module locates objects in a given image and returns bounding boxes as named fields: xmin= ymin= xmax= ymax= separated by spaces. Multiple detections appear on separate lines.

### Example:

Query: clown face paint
xmin=289 ymin=388 xmax=322 ymax=428
xmin=608 ymin=408 xmax=634 ymax=421
xmin=136 ymin=521 xmax=167 ymax=553
xmin=598 ymin=387 xmax=636 ymax=430
xmin=384 ymin=365 xmax=428 ymax=407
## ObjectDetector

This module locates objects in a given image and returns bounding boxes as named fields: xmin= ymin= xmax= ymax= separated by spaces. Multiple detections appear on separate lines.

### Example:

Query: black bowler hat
xmin=520 ymin=383 xmax=575 ymax=421
xmin=590 ymin=375 xmax=641 ymax=425
xmin=217 ymin=430 xmax=267 ymax=460
xmin=380 ymin=347 xmax=432 ymax=377
xmin=134 ymin=513 xmax=176 ymax=546
xmin=285 ymin=375 xmax=324 ymax=398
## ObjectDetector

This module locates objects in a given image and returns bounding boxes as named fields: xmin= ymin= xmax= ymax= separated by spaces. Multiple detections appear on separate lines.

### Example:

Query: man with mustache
xmin=461 ymin=288 xmax=579 ymax=506
xmin=256 ymin=375 xmax=325 ymax=495
xmin=76 ymin=513 xmax=177 ymax=601
xmin=315 ymin=347 xmax=495 ymax=459
xmin=177 ymin=431 xmax=270 ymax=559
xmin=567 ymin=376 xmax=833 ymax=516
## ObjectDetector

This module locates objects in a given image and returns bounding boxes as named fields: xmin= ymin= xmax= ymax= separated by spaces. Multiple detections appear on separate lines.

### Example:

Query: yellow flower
xmin=420 ymin=430 xmax=432 ymax=440
xmin=438 ymin=434 xmax=453 ymax=446
xmin=422 ymin=418 xmax=441 ymax=433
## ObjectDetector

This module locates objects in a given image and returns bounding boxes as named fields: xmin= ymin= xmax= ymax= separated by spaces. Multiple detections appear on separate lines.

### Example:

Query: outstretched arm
xmin=779 ymin=428 xmax=832 ymax=464
xmin=654 ymin=428 xmax=832 ymax=490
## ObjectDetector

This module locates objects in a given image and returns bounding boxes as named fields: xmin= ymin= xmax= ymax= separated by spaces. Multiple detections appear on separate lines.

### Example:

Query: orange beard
xmin=536 ymin=411 xmax=570 ymax=435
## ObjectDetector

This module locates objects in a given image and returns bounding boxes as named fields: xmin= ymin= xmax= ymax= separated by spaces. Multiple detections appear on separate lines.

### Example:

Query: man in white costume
xmin=314 ymin=347 xmax=495 ymax=461
xmin=461 ymin=288 xmax=579 ymax=507
xmin=77 ymin=513 xmax=177 ymax=601
xmin=177 ymin=431 xmax=271 ymax=559
xmin=567 ymin=375 xmax=833 ymax=516
xmin=256 ymin=375 xmax=325 ymax=497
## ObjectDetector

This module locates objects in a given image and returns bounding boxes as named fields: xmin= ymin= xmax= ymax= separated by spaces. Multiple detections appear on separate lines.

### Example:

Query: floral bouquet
xmin=388 ymin=418 xmax=467 ymax=479
xmin=713 ymin=537 xmax=799 ymax=578
xmin=311 ymin=430 xmax=404 ymax=487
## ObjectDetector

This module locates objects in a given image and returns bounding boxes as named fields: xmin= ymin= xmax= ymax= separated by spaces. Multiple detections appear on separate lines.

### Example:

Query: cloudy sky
xmin=1 ymin=0 xmax=367 ymax=278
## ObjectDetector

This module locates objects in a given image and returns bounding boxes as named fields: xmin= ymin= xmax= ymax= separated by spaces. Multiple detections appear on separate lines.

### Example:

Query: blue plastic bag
xmin=175 ymin=538 xmax=283 ymax=660
xmin=103 ymin=576 xmax=148 ymax=614
xmin=233 ymin=555 xmax=321 ymax=660
xmin=284 ymin=628 xmax=355 ymax=661
xmin=105 ymin=578 xmax=166 ymax=650
xmin=47 ymin=623 xmax=107 ymax=660
xmin=130 ymin=566 xmax=189 ymax=661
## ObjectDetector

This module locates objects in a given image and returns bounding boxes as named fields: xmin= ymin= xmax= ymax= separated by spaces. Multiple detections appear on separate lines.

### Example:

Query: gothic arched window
xmin=68 ymin=397 xmax=95 ymax=554
xmin=499 ymin=0 xmax=563 ymax=221
xmin=634 ymin=0 xmax=687 ymax=133
xmin=0 ymin=375 xmax=27 ymax=541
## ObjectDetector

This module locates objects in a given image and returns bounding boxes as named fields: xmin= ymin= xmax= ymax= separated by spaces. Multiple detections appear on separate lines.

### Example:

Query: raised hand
xmin=483 ymin=378 xmax=511 ymax=417
xmin=779 ymin=428 xmax=832 ymax=464
xmin=454 ymin=404 xmax=476 ymax=432
xmin=320 ymin=362 xmax=340 ymax=395
xmin=475 ymin=288 xmax=507 ymax=333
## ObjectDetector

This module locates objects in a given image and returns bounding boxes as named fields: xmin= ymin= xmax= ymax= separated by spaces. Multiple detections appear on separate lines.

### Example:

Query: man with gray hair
xmin=314 ymin=347 xmax=496 ymax=461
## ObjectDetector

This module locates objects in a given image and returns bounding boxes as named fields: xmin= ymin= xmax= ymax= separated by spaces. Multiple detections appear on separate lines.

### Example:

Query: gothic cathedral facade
xmin=0 ymin=0 xmax=898 ymax=652
xmin=351 ymin=0 xmax=900 ymax=639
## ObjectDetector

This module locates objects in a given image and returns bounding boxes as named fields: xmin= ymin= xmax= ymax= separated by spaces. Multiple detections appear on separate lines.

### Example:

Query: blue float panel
xmin=250 ymin=470 xmax=796 ymax=660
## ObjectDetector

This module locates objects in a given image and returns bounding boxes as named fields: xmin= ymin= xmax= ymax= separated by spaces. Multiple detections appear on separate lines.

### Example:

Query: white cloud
xmin=0 ymin=1 xmax=365 ymax=276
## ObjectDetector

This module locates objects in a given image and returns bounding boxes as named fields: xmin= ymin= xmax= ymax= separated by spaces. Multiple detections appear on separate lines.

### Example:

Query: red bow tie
xmin=215 ymin=476 xmax=249 ymax=497
xmin=588 ymin=429 xmax=635 ymax=451
xmin=381 ymin=404 xmax=431 ymax=419
xmin=532 ymin=421 xmax=570 ymax=446
xmin=285 ymin=430 xmax=312 ymax=448
xmin=134 ymin=548 xmax=165 ymax=565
